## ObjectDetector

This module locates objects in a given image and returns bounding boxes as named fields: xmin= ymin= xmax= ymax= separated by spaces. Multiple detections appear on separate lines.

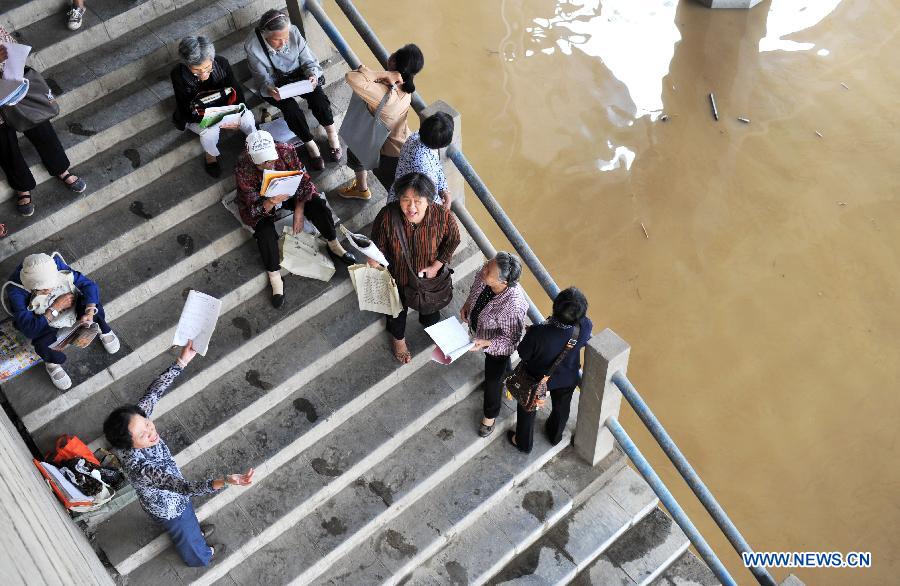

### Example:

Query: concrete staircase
xmin=0 ymin=2 xmax=730 ymax=585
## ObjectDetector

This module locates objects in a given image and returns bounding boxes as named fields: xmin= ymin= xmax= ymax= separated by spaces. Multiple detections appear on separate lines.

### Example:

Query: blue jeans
xmin=158 ymin=503 xmax=212 ymax=567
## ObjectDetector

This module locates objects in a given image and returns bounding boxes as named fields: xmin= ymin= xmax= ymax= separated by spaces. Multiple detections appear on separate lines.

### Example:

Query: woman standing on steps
xmin=245 ymin=9 xmax=342 ymax=172
xmin=0 ymin=26 xmax=87 ymax=218
xmin=460 ymin=252 xmax=529 ymax=438
xmin=171 ymin=35 xmax=257 ymax=178
xmin=103 ymin=341 xmax=255 ymax=568
xmin=339 ymin=44 xmax=424 ymax=201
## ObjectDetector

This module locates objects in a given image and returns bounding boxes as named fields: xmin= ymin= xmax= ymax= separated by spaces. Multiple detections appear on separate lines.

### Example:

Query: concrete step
xmin=651 ymin=551 xmax=720 ymax=586
xmin=484 ymin=464 xmax=662 ymax=585
xmin=398 ymin=444 xmax=631 ymax=586
xmin=0 ymin=0 xmax=67 ymax=31
xmin=94 ymin=248 xmax=487 ymax=580
xmin=9 ymin=167 xmax=383 ymax=453
xmin=567 ymin=508 xmax=692 ymax=586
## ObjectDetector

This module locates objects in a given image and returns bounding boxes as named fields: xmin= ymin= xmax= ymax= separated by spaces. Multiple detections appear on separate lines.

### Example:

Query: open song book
xmin=425 ymin=317 xmax=475 ymax=365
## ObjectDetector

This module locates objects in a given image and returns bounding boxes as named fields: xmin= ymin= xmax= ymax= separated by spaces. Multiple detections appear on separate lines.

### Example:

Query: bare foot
xmin=392 ymin=338 xmax=412 ymax=364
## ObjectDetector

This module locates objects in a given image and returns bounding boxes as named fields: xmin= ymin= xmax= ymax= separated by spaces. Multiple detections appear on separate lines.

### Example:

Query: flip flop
xmin=0 ymin=224 xmax=8 ymax=238
xmin=392 ymin=339 xmax=412 ymax=364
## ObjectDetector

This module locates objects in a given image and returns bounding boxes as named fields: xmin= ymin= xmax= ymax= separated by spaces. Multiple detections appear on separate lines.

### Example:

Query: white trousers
xmin=186 ymin=108 xmax=257 ymax=157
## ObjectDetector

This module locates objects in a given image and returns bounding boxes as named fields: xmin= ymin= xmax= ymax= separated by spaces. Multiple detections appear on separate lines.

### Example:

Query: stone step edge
xmin=116 ymin=255 xmax=486 ymax=576
xmin=636 ymin=525 xmax=691 ymax=586
xmin=18 ymin=186 xmax=385 ymax=433
xmin=29 ymin=0 xmax=269 ymax=73
xmin=0 ymin=0 xmax=62 ymax=31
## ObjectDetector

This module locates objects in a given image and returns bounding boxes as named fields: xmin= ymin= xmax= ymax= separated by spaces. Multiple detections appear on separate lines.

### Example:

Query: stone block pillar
xmin=420 ymin=100 xmax=466 ymax=206
xmin=695 ymin=0 xmax=764 ymax=8
xmin=574 ymin=329 xmax=631 ymax=466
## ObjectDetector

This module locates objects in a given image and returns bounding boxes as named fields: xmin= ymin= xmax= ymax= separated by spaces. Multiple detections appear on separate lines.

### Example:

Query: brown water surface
xmin=337 ymin=1 xmax=900 ymax=583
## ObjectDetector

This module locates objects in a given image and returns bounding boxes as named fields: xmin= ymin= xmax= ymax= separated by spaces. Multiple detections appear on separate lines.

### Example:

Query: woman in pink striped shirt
xmin=461 ymin=252 xmax=529 ymax=437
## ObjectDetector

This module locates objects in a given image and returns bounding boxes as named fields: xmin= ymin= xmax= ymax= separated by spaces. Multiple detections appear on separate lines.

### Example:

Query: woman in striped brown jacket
xmin=369 ymin=172 xmax=461 ymax=363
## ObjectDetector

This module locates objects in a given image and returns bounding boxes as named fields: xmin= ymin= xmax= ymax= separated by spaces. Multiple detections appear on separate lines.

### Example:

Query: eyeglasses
xmin=191 ymin=63 xmax=214 ymax=77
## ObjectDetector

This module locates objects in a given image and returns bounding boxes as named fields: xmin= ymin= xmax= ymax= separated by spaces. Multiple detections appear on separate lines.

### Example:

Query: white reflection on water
xmin=759 ymin=0 xmax=843 ymax=53
xmin=524 ymin=0 xmax=680 ymax=121
xmin=597 ymin=142 xmax=636 ymax=172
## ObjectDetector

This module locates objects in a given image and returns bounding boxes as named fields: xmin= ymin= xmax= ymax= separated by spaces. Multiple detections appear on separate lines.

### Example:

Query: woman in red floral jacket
xmin=235 ymin=130 xmax=356 ymax=308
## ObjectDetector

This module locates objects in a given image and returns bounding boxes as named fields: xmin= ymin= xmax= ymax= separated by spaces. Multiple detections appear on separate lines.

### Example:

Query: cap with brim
xmin=247 ymin=130 xmax=279 ymax=165
xmin=20 ymin=253 xmax=61 ymax=291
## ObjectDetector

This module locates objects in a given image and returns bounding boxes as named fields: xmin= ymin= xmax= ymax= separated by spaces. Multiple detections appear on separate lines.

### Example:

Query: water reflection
xmin=597 ymin=142 xmax=635 ymax=172
xmin=759 ymin=0 xmax=843 ymax=53
xmin=523 ymin=0 xmax=680 ymax=121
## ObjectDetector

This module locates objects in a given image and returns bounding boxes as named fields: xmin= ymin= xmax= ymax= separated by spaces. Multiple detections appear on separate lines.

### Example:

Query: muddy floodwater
xmin=336 ymin=1 xmax=899 ymax=583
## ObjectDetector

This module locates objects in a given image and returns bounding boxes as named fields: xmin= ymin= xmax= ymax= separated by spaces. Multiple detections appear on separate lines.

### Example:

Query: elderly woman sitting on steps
xmin=171 ymin=35 xmax=257 ymax=178
xmin=5 ymin=253 xmax=119 ymax=390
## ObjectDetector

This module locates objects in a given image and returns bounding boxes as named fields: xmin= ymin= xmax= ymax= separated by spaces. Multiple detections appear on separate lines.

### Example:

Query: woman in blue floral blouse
xmin=103 ymin=341 xmax=254 ymax=567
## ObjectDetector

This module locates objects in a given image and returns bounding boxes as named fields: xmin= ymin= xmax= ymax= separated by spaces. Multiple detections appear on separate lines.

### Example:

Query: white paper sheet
xmin=260 ymin=117 xmax=296 ymax=143
xmin=339 ymin=225 xmax=389 ymax=267
xmin=264 ymin=175 xmax=303 ymax=198
xmin=172 ymin=290 xmax=222 ymax=356
xmin=425 ymin=317 xmax=475 ymax=364
xmin=278 ymin=79 xmax=314 ymax=99
xmin=1 ymin=42 xmax=31 ymax=81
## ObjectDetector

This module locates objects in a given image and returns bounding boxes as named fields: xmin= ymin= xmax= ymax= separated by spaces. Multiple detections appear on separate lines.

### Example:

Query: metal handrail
xmin=605 ymin=417 xmax=737 ymax=586
xmin=296 ymin=1 xmax=773 ymax=584
xmin=612 ymin=371 xmax=777 ymax=586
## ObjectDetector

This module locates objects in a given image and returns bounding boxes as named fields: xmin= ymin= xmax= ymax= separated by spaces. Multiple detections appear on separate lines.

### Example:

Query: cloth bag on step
xmin=279 ymin=226 xmax=335 ymax=282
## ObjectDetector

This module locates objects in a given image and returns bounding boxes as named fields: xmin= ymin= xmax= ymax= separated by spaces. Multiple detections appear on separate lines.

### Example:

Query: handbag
xmin=505 ymin=324 xmax=581 ymax=412
xmin=339 ymin=90 xmax=392 ymax=170
xmin=278 ymin=226 xmax=335 ymax=282
xmin=48 ymin=434 xmax=101 ymax=467
xmin=391 ymin=207 xmax=453 ymax=315
xmin=189 ymin=86 xmax=238 ymax=118
xmin=0 ymin=67 xmax=60 ymax=131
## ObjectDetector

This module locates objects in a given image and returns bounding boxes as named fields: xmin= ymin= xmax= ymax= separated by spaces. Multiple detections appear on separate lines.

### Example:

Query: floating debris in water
xmin=640 ymin=222 xmax=649 ymax=239
xmin=815 ymin=130 xmax=824 ymax=138
xmin=737 ymin=117 xmax=751 ymax=124
xmin=837 ymin=201 xmax=848 ymax=206
xmin=840 ymin=82 xmax=849 ymax=90
xmin=708 ymin=93 xmax=719 ymax=121
xmin=660 ymin=114 xmax=669 ymax=122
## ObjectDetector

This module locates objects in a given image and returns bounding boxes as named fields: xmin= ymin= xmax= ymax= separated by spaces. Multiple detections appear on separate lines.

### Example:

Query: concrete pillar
xmin=420 ymin=100 xmax=466 ymax=206
xmin=574 ymin=329 xmax=631 ymax=466
xmin=695 ymin=0 xmax=764 ymax=8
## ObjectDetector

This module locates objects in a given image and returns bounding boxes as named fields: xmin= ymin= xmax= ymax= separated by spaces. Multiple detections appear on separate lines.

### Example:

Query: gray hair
xmin=494 ymin=252 xmax=522 ymax=287
xmin=259 ymin=9 xmax=290 ymax=36
xmin=178 ymin=36 xmax=215 ymax=67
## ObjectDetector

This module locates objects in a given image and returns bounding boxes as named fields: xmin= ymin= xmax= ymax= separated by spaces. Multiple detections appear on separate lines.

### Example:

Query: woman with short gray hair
xmin=244 ymin=9 xmax=341 ymax=172
xmin=460 ymin=251 xmax=529 ymax=437
xmin=171 ymin=35 xmax=256 ymax=177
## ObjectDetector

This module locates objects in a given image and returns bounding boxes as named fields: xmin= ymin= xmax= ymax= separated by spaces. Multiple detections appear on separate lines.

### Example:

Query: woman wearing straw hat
xmin=4 ymin=253 xmax=119 ymax=390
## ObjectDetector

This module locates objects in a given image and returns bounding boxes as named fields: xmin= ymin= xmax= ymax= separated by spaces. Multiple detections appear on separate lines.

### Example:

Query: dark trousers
xmin=157 ymin=503 xmax=212 ymax=567
xmin=513 ymin=384 xmax=577 ymax=453
xmin=483 ymin=353 xmax=511 ymax=419
xmin=263 ymin=85 xmax=334 ymax=144
xmin=31 ymin=301 xmax=112 ymax=365
xmin=385 ymin=288 xmax=441 ymax=341
xmin=0 ymin=120 xmax=70 ymax=192
xmin=347 ymin=149 xmax=398 ymax=189
xmin=253 ymin=196 xmax=336 ymax=272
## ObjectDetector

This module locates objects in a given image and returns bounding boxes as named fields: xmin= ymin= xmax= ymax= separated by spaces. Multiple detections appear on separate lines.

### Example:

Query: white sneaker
xmin=99 ymin=331 xmax=120 ymax=354
xmin=66 ymin=6 xmax=85 ymax=30
xmin=45 ymin=363 xmax=72 ymax=391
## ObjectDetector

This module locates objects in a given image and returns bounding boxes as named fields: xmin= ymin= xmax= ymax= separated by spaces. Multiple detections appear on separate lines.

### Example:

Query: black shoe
xmin=478 ymin=421 xmax=495 ymax=437
xmin=204 ymin=159 xmax=222 ymax=178
xmin=200 ymin=524 xmax=216 ymax=539
xmin=271 ymin=293 xmax=285 ymax=309
xmin=508 ymin=430 xmax=532 ymax=453
xmin=209 ymin=543 xmax=227 ymax=564
xmin=333 ymin=250 xmax=357 ymax=266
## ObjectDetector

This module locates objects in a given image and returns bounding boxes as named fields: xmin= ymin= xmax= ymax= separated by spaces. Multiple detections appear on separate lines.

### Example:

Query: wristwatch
xmin=50 ymin=308 xmax=59 ymax=318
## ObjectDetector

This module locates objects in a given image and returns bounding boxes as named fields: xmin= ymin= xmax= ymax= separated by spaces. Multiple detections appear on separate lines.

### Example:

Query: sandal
xmin=16 ymin=192 xmax=34 ymax=217
xmin=392 ymin=339 xmax=412 ymax=364
xmin=0 ymin=224 xmax=7 ymax=238
xmin=59 ymin=171 xmax=87 ymax=193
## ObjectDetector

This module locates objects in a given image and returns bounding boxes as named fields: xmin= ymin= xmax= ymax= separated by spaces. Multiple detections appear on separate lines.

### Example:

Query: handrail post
xmin=574 ymin=329 xmax=630 ymax=465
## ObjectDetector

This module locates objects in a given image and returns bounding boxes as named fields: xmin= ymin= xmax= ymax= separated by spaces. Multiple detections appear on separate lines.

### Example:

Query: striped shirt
xmin=371 ymin=202 xmax=461 ymax=288
xmin=462 ymin=270 xmax=529 ymax=357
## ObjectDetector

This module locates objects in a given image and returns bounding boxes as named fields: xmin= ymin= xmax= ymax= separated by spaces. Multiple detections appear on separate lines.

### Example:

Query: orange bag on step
xmin=48 ymin=434 xmax=100 ymax=467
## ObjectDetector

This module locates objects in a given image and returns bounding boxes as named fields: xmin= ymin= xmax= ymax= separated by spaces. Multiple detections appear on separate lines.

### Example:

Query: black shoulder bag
xmin=391 ymin=207 xmax=453 ymax=315
xmin=505 ymin=324 xmax=581 ymax=412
